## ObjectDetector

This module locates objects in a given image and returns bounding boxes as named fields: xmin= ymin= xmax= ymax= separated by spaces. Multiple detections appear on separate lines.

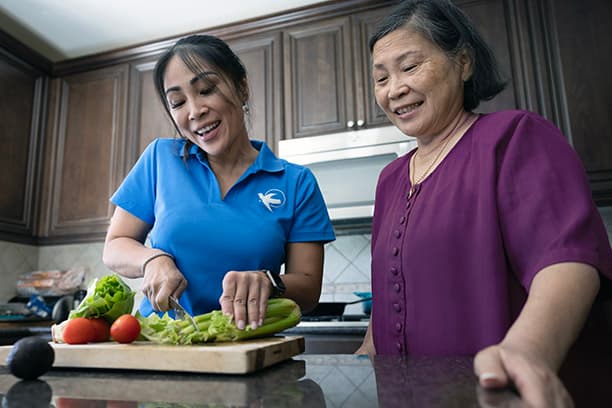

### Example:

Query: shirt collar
xmin=180 ymin=139 xmax=285 ymax=173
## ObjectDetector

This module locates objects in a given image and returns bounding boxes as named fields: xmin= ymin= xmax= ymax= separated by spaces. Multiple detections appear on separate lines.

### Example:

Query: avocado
xmin=5 ymin=336 xmax=54 ymax=380
xmin=2 ymin=380 xmax=52 ymax=408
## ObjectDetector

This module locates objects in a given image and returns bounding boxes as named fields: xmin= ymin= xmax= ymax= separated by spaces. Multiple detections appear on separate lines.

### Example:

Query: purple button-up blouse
xmin=371 ymin=110 xmax=612 ymax=355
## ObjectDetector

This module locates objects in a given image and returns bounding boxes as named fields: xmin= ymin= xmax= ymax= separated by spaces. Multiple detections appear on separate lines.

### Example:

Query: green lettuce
xmin=68 ymin=274 xmax=135 ymax=323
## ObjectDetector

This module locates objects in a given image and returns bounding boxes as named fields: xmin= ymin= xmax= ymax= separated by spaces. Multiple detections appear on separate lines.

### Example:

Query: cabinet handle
xmin=347 ymin=120 xmax=356 ymax=128
xmin=357 ymin=119 xmax=365 ymax=127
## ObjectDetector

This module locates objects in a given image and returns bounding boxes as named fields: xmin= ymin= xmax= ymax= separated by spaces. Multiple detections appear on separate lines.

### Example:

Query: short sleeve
xmin=496 ymin=112 xmax=612 ymax=289
xmin=287 ymin=167 xmax=335 ymax=243
xmin=110 ymin=140 xmax=159 ymax=225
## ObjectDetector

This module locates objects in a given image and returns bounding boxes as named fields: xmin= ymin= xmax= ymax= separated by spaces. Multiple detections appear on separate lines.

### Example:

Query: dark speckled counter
xmin=0 ymin=354 xmax=520 ymax=407
xmin=2 ymin=330 xmax=612 ymax=407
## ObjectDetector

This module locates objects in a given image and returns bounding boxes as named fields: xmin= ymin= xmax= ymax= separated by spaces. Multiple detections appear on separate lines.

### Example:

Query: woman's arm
xmin=474 ymin=262 xmax=600 ymax=405
xmin=103 ymin=207 xmax=154 ymax=277
xmin=282 ymin=241 xmax=325 ymax=313
xmin=103 ymin=207 xmax=187 ymax=311
xmin=219 ymin=241 xmax=325 ymax=330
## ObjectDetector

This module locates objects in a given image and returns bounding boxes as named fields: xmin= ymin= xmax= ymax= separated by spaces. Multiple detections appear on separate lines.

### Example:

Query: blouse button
xmin=393 ymin=303 xmax=401 ymax=312
xmin=392 ymin=247 xmax=399 ymax=256
xmin=395 ymin=322 xmax=402 ymax=332
xmin=390 ymin=267 xmax=398 ymax=276
xmin=394 ymin=230 xmax=401 ymax=238
xmin=396 ymin=342 xmax=402 ymax=352
xmin=399 ymin=216 xmax=406 ymax=224
xmin=393 ymin=283 xmax=401 ymax=293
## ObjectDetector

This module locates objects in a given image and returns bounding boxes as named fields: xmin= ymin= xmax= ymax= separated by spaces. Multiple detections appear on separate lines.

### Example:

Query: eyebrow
xmin=373 ymin=50 xmax=419 ymax=70
xmin=165 ymin=71 xmax=217 ymax=95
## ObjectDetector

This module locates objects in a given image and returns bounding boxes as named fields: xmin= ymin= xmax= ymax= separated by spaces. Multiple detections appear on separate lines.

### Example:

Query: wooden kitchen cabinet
xmin=127 ymin=57 xmax=177 ymax=164
xmin=549 ymin=0 xmax=612 ymax=204
xmin=0 ymin=0 xmax=609 ymax=245
xmin=0 ymin=49 xmax=45 ymax=242
xmin=228 ymin=32 xmax=283 ymax=152
xmin=37 ymin=64 xmax=129 ymax=242
xmin=283 ymin=5 xmax=394 ymax=139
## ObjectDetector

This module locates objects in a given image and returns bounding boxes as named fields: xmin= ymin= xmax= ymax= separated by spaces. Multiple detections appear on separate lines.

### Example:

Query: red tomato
xmin=110 ymin=314 xmax=140 ymax=343
xmin=63 ymin=317 xmax=95 ymax=344
xmin=88 ymin=317 xmax=110 ymax=342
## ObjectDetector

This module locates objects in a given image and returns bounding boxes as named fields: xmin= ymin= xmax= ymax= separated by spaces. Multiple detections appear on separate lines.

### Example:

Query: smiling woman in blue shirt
xmin=102 ymin=34 xmax=335 ymax=331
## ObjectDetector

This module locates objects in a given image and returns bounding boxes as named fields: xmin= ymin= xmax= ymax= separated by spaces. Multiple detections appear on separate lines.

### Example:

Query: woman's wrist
xmin=141 ymin=251 xmax=175 ymax=277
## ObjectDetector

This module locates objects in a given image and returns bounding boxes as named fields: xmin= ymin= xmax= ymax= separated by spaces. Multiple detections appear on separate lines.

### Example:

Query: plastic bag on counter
xmin=16 ymin=267 xmax=87 ymax=296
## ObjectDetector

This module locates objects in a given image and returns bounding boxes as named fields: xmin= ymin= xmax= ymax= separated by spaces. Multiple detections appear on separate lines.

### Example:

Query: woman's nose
xmin=188 ymin=101 xmax=208 ymax=120
xmin=388 ymin=76 xmax=410 ymax=100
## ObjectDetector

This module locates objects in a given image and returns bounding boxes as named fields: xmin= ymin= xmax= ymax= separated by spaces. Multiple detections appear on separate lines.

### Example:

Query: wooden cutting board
xmin=0 ymin=335 xmax=304 ymax=374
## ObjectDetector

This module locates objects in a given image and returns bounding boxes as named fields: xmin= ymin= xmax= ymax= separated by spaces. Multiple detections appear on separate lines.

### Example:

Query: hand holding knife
xmin=169 ymin=296 xmax=200 ymax=332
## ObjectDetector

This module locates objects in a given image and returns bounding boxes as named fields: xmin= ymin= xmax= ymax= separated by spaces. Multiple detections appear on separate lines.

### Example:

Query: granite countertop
xmin=0 ymin=354 xmax=523 ymax=407
xmin=2 ymin=324 xmax=612 ymax=407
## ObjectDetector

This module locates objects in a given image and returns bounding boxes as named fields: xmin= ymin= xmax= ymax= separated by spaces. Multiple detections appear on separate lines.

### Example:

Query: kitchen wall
xmin=1 ymin=207 xmax=611 ymax=306
xmin=0 ymin=235 xmax=373 ymax=311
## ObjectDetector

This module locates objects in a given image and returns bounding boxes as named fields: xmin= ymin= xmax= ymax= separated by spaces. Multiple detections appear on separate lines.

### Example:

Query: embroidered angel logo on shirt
xmin=258 ymin=189 xmax=286 ymax=212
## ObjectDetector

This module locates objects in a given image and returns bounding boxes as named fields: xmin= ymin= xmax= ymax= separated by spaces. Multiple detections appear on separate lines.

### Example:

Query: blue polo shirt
xmin=111 ymin=138 xmax=335 ymax=316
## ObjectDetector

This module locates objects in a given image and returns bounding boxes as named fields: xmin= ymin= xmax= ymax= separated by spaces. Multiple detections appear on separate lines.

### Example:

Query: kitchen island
xmin=0 ymin=354 xmax=527 ymax=407
xmin=1 ymin=351 xmax=611 ymax=407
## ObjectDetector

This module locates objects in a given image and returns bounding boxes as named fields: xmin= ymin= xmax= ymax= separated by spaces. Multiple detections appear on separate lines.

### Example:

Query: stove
xmin=300 ymin=314 xmax=369 ymax=322
xmin=283 ymin=315 xmax=369 ymax=354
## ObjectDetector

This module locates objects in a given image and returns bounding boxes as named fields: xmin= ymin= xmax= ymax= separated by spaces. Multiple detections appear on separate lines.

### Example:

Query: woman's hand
xmin=474 ymin=344 xmax=574 ymax=408
xmin=219 ymin=270 xmax=272 ymax=330
xmin=141 ymin=255 xmax=188 ymax=312
xmin=355 ymin=316 xmax=376 ymax=356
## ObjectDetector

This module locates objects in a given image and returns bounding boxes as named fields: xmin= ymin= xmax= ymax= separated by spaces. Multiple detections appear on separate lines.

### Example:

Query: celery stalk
xmin=136 ymin=298 xmax=301 ymax=345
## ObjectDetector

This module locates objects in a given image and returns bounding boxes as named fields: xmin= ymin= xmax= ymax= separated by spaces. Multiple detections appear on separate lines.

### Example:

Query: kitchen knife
xmin=169 ymin=296 xmax=199 ymax=332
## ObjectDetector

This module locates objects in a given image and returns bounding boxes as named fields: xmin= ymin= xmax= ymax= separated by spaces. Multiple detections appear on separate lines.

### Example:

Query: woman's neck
xmin=416 ymin=110 xmax=473 ymax=158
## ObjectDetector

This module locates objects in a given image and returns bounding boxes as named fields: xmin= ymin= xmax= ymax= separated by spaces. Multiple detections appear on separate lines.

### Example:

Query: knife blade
xmin=169 ymin=296 xmax=199 ymax=332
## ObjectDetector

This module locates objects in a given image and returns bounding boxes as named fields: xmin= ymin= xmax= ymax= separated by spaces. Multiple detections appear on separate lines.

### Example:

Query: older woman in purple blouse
xmin=356 ymin=0 xmax=612 ymax=406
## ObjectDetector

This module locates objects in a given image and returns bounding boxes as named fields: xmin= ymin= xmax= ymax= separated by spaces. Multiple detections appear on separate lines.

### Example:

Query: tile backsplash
xmin=0 ymin=236 xmax=372 ymax=311
xmin=1 ymin=206 xmax=611 ymax=309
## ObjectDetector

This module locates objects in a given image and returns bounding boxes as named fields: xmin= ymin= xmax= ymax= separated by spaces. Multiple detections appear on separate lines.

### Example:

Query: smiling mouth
xmin=394 ymin=102 xmax=423 ymax=115
xmin=195 ymin=121 xmax=220 ymax=136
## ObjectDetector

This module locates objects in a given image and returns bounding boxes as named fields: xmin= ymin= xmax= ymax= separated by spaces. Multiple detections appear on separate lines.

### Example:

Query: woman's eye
xmin=403 ymin=64 xmax=417 ymax=72
xmin=200 ymin=86 xmax=216 ymax=95
xmin=168 ymin=100 xmax=184 ymax=109
xmin=375 ymin=76 xmax=388 ymax=84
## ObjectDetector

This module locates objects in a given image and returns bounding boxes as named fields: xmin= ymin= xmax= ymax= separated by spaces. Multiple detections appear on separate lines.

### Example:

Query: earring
xmin=242 ymin=103 xmax=249 ymax=114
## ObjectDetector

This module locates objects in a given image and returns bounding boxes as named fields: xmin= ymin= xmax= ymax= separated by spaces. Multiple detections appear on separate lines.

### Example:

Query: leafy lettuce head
xmin=68 ymin=274 xmax=135 ymax=323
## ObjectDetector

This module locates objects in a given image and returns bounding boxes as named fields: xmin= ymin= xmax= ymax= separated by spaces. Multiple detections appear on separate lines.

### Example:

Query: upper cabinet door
xmin=551 ymin=0 xmax=612 ymax=204
xmin=128 ymin=58 xmax=177 ymax=163
xmin=283 ymin=17 xmax=355 ymax=139
xmin=40 ymin=64 xmax=129 ymax=241
xmin=0 ymin=53 xmax=44 ymax=240
xmin=352 ymin=6 xmax=394 ymax=129
xmin=228 ymin=32 xmax=283 ymax=152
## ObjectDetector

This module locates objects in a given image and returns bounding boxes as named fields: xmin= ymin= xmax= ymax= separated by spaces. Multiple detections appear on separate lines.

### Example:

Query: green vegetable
xmin=68 ymin=274 xmax=135 ymax=323
xmin=137 ymin=297 xmax=301 ymax=345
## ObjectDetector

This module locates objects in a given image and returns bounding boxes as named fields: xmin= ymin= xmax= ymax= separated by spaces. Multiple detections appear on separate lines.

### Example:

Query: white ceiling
xmin=0 ymin=0 xmax=328 ymax=62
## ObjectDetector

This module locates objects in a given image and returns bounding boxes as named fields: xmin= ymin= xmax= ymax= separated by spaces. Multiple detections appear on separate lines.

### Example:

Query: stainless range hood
xmin=278 ymin=126 xmax=416 ymax=233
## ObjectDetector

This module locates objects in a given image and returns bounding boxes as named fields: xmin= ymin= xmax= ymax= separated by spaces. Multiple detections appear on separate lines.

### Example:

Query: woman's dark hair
xmin=369 ymin=0 xmax=506 ymax=111
xmin=153 ymin=34 xmax=249 ymax=148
